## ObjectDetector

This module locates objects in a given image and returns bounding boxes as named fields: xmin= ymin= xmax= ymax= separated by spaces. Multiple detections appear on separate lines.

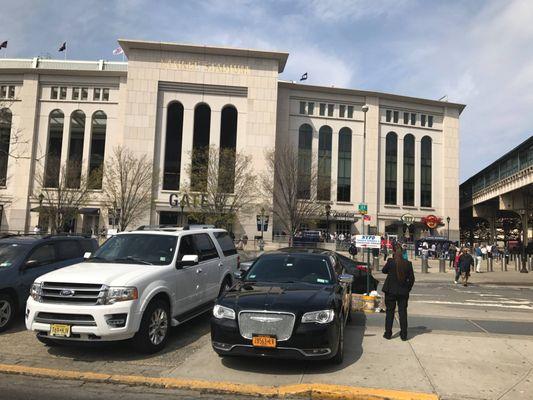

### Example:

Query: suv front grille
xmin=35 ymin=312 xmax=96 ymax=326
xmin=41 ymin=282 xmax=105 ymax=305
xmin=238 ymin=311 xmax=295 ymax=341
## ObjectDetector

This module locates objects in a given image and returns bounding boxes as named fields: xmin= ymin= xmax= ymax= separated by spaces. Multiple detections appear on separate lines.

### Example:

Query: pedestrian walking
xmin=457 ymin=247 xmax=474 ymax=286
xmin=382 ymin=245 xmax=415 ymax=341
xmin=474 ymin=244 xmax=483 ymax=273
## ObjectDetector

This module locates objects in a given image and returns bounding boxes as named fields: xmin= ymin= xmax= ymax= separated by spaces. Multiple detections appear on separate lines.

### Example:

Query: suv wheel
xmin=133 ymin=299 xmax=170 ymax=354
xmin=0 ymin=294 xmax=15 ymax=333
xmin=218 ymin=276 xmax=232 ymax=297
xmin=332 ymin=319 xmax=344 ymax=365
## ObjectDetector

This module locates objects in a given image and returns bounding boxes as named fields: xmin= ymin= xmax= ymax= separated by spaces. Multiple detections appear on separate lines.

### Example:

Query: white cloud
xmin=304 ymin=0 xmax=411 ymax=22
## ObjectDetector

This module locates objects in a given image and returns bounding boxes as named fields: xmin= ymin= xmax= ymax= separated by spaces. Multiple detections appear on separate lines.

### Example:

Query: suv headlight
xmin=301 ymin=309 xmax=335 ymax=324
xmin=30 ymin=282 xmax=42 ymax=302
xmin=101 ymin=287 xmax=138 ymax=305
xmin=213 ymin=304 xmax=235 ymax=320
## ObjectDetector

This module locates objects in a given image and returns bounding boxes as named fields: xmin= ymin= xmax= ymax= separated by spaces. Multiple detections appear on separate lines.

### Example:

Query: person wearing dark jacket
xmin=457 ymin=247 xmax=474 ymax=287
xmin=382 ymin=246 xmax=415 ymax=341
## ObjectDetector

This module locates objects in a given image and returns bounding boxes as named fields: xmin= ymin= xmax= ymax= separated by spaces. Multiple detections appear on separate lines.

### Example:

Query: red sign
xmin=363 ymin=215 xmax=371 ymax=221
xmin=422 ymin=215 xmax=441 ymax=229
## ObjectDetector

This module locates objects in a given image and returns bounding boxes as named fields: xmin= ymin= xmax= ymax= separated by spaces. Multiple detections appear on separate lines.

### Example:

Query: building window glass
xmin=72 ymin=87 xmax=80 ymax=100
xmin=403 ymin=134 xmax=415 ymax=206
xmin=163 ymin=102 xmax=184 ymax=191
xmin=81 ymin=87 xmax=88 ymax=101
xmin=59 ymin=87 xmax=67 ymax=100
xmin=385 ymin=132 xmax=398 ymax=205
xmin=93 ymin=88 xmax=101 ymax=101
xmin=307 ymin=102 xmax=314 ymax=115
xmin=347 ymin=105 xmax=354 ymax=118
xmin=66 ymin=110 xmax=86 ymax=188
xmin=410 ymin=113 xmax=416 ymax=125
xmin=421 ymin=114 xmax=427 ymax=127
xmin=50 ymin=87 xmax=58 ymax=100
xmin=8 ymin=86 xmax=15 ymax=99
xmin=297 ymin=124 xmax=313 ymax=199
xmin=428 ymin=115 xmax=433 ymax=127
xmin=393 ymin=111 xmax=399 ymax=123
xmin=403 ymin=112 xmax=409 ymax=124
xmin=337 ymin=127 xmax=352 ymax=202
xmin=318 ymin=125 xmax=332 ymax=201
xmin=0 ymin=86 xmax=6 ymax=98
xmin=102 ymin=88 xmax=109 ymax=101
xmin=299 ymin=101 xmax=306 ymax=114
xmin=327 ymin=104 xmax=334 ymax=117
xmin=386 ymin=110 xmax=391 ymax=122
xmin=191 ymin=103 xmax=211 ymax=192
xmin=339 ymin=105 xmax=346 ymax=118
xmin=0 ymin=108 xmax=12 ymax=185
xmin=88 ymin=111 xmax=106 ymax=189
xmin=319 ymin=103 xmax=326 ymax=116
xmin=421 ymin=136 xmax=432 ymax=207
xmin=219 ymin=105 xmax=238 ymax=193
xmin=44 ymin=110 xmax=64 ymax=188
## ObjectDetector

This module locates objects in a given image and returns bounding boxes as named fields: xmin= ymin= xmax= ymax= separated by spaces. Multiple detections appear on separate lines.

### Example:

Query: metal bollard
xmin=421 ymin=257 xmax=429 ymax=273
xmin=486 ymin=257 xmax=490 ymax=272
xmin=373 ymin=256 xmax=380 ymax=271
xmin=439 ymin=258 xmax=445 ymax=273
xmin=529 ymin=255 xmax=532 ymax=272
xmin=500 ymin=257 xmax=504 ymax=271
xmin=489 ymin=258 xmax=493 ymax=272
xmin=514 ymin=257 xmax=518 ymax=271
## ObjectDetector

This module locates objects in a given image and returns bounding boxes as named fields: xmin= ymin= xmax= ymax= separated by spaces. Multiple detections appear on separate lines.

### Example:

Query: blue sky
xmin=1 ymin=0 xmax=532 ymax=181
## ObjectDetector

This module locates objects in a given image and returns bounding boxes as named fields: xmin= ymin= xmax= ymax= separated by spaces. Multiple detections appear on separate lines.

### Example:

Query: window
xmin=403 ymin=134 xmax=415 ymax=206
xmin=339 ymin=105 xmax=346 ymax=118
xmin=327 ymin=104 xmax=334 ymax=117
xmin=0 ymin=86 xmax=6 ymax=98
xmin=88 ymin=111 xmax=107 ymax=189
xmin=66 ymin=110 xmax=85 ymax=188
xmin=163 ymin=102 xmax=184 ymax=190
xmin=81 ymin=87 xmax=88 ymax=101
xmin=307 ymin=102 xmax=314 ymax=115
xmin=297 ymin=124 xmax=313 ymax=199
xmin=57 ymin=240 xmax=82 ymax=260
xmin=0 ymin=108 xmax=12 ymax=185
xmin=178 ymin=235 xmax=196 ymax=260
xmin=8 ymin=86 xmax=15 ymax=99
xmin=403 ymin=112 xmax=409 ymax=124
xmin=59 ymin=87 xmax=67 ymax=100
xmin=44 ymin=110 xmax=64 ymax=188
xmin=50 ymin=87 xmax=58 ymax=100
xmin=347 ymin=106 xmax=354 ymax=118
xmin=428 ymin=115 xmax=433 ymax=128
xmin=72 ymin=87 xmax=80 ymax=100
xmin=102 ymin=88 xmax=109 ymax=101
xmin=318 ymin=125 xmax=332 ymax=201
xmin=410 ymin=113 xmax=416 ymax=125
xmin=27 ymin=244 xmax=56 ymax=267
xmin=421 ymin=136 xmax=432 ymax=207
xmin=191 ymin=103 xmax=211 ymax=191
xmin=393 ymin=111 xmax=399 ymax=123
xmin=193 ymin=233 xmax=219 ymax=261
xmin=219 ymin=105 xmax=238 ymax=193
xmin=93 ymin=88 xmax=101 ymax=101
xmin=421 ymin=114 xmax=427 ymax=127
xmin=299 ymin=101 xmax=306 ymax=114
xmin=386 ymin=110 xmax=391 ymax=122
xmin=214 ymin=232 xmax=237 ymax=256
xmin=337 ymin=127 xmax=352 ymax=202
xmin=319 ymin=103 xmax=326 ymax=116
xmin=385 ymin=132 xmax=398 ymax=205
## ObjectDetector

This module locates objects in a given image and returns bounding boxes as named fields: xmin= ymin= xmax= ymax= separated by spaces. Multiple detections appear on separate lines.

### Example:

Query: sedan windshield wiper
xmin=111 ymin=256 xmax=153 ymax=265
xmin=84 ymin=256 xmax=109 ymax=263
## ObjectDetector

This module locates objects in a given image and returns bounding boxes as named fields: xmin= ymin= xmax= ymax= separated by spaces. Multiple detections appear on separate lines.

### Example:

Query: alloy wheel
xmin=148 ymin=308 xmax=168 ymax=345
xmin=0 ymin=300 xmax=12 ymax=328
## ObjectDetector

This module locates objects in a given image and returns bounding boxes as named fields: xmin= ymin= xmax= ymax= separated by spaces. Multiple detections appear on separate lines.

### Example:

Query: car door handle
xmin=196 ymin=268 xmax=203 ymax=274
xmin=218 ymin=262 xmax=223 ymax=267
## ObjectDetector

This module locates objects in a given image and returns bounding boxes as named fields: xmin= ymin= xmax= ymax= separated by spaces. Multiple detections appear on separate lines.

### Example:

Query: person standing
xmin=474 ymin=244 xmax=483 ymax=273
xmin=382 ymin=246 xmax=415 ymax=341
xmin=457 ymin=247 xmax=474 ymax=286
xmin=448 ymin=243 xmax=457 ymax=269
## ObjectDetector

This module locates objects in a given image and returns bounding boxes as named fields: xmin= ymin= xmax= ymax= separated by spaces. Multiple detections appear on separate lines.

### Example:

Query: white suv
xmin=25 ymin=227 xmax=239 ymax=353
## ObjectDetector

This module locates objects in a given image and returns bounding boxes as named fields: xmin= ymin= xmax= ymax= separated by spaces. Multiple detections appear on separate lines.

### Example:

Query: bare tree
xmin=102 ymin=147 xmax=154 ymax=231
xmin=262 ymin=146 xmax=325 ymax=242
xmin=33 ymin=159 xmax=97 ymax=234
xmin=182 ymin=146 xmax=257 ymax=228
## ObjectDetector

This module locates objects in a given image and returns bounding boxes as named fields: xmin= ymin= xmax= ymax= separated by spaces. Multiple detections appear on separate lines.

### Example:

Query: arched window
xmin=0 ymin=108 xmax=12 ymax=186
xmin=44 ymin=109 xmax=65 ymax=188
xmin=318 ymin=125 xmax=332 ymax=201
xmin=163 ymin=102 xmax=184 ymax=190
xmin=403 ymin=134 xmax=415 ymax=206
xmin=385 ymin=132 xmax=398 ymax=205
xmin=337 ymin=127 xmax=352 ymax=202
xmin=66 ymin=110 xmax=86 ymax=188
xmin=421 ymin=136 xmax=432 ymax=207
xmin=191 ymin=103 xmax=211 ymax=191
xmin=219 ymin=105 xmax=238 ymax=193
xmin=297 ymin=124 xmax=312 ymax=199
xmin=88 ymin=111 xmax=107 ymax=189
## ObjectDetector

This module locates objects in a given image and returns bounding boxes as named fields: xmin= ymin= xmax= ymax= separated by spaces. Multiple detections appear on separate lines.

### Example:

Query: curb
xmin=0 ymin=363 xmax=438 ymax=400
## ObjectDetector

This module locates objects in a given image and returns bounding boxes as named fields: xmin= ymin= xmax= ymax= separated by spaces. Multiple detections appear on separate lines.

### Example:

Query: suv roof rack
xmin=134 ymin=224 xmax=217 ymax=232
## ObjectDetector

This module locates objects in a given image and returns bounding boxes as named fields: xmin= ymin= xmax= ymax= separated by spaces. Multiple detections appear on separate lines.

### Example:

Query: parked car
xmin=26 ymin=227 xmax=239 ymax=353
xmin=0 ymin=234 xmax=97 ymax=332
xmin=211 ymin=248 xmax=353 ymax=364
xmin=336 ymin=253 xmax=379 ymax=294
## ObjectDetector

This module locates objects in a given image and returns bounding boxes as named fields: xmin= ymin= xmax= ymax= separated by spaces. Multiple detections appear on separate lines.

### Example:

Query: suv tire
xmin=133 ymin=299 xmax=170 ymax=354
xmin=332 ymin=319 xmax=344 ymax=365
xmin=218 ymin=276 xmax=232 ymax=297
xmin=0 ymin=294 xmax=15 ymax=333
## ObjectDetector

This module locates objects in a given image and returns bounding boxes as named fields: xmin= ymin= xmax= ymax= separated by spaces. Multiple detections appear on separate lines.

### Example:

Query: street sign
xmin=401 ymin=213 xmax=415 ymax=226
xmin=355 ymin=235 xmax=381 ymax=249
xmin=358 ymin=203 xmax=368 ymax=215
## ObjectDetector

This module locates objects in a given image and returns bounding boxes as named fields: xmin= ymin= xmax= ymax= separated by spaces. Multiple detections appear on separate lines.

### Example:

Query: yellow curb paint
xmin=0 ymin=363 xmax=438 ymax=400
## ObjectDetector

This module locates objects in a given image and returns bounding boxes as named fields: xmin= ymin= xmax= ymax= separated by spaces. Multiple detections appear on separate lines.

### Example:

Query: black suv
xmin=0 ymin=235 xmax=98 ymax=332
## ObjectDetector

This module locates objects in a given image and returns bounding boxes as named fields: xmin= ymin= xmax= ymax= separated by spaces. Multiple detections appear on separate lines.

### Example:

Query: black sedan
xmin=211 ymin=248 xmax=353 ymax=364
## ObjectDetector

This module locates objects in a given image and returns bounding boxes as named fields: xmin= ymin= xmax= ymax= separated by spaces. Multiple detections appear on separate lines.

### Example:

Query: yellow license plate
xmin=252 ymin=335 xmax=277 ymax=348
xmin=50 ymin=324 xmax=71 ymax=337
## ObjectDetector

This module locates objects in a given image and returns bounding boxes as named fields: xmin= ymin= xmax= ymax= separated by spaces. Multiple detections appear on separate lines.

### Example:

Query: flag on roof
xmin=112 ymin=47 xmax=123 ymax=55
xmin=0 ymin=41 xmax=7 ymax=49
xmin=300 ymin=72 xmax=308 ymax=81
xmin=58 ymin=42 xmax=66 ymax=52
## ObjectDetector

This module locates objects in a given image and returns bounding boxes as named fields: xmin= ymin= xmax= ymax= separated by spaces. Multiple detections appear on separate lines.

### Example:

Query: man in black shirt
xmin=457 ymin=247 xmax=474 ymax=287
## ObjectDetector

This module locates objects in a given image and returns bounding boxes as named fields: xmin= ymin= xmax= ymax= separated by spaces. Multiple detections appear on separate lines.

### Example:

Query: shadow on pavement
xmin=220 ymin=312 xmax=366 ymax=374
xmin=3 ymin=314 xmax=27 ymax=334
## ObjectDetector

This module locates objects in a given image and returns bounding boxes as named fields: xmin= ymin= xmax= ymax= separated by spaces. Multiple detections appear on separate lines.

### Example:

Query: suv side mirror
xmin=24 ymin=259 xmax=39 ymax=269
xmin=233 ymin=270 xmax=244 ymax=281
xmin=83 ymin=252 xmax=92 ymax=259
xmin=176 ymin=254 xmax=198 ymax=269
xmin=339 ymin=273 xmax=354 ymax=285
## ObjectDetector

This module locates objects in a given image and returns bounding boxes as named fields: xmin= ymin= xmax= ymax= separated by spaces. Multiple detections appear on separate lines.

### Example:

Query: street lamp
xmin=325 ymin=204 xmax=331 ymax=242
xmin=519 ymin=209 xmax=529 ymax=273
xmin=260 ymin=207 xmax=265 ymax=239
xmin=446 ymin=216 xmax=451 ymax=241
xmin=361 ymin=104 xmax=369 ymax=237
xmin=179 ymin=197 xmax=186 ymax=226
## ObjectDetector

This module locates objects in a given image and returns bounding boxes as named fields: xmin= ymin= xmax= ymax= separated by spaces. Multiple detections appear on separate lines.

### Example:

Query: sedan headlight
xmin=30 ymin=282 xmax=42 ymax=302
xmin=213 ymin=304 xmax=235 ymax=320
xmin=102 ymin=287 xmax=138 ymax=305
xmin=301 ymin=309 xmax=335 ymax=324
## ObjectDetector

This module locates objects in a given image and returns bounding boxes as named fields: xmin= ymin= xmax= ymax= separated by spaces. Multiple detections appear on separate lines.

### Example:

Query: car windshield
xmin=89 ymin=234 xmax=177 ymax=266
xmin=0 ymin=243 xmax=28 ymax=268
xmin=245 ymin=254 xmax=333 ymax=285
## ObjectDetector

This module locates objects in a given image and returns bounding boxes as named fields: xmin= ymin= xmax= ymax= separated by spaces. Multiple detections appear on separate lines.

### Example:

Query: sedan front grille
xmin=41 ymin=282 xmax=105 ymax=305
xmin=35 ymin=312 xmax=96 ymax=326
xmin=238 ymin=311 xmax=295 ymax=341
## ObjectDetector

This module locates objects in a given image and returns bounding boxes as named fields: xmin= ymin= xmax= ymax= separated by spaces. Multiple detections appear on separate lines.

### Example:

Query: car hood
xmin=34 ymin=262 xmax=160 ymax=286
xmin=220 ymin=282 xmax=335 ymax=313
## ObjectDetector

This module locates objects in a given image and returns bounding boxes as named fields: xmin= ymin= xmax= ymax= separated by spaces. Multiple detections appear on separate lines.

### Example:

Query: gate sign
xmin=355 ymin=235 xmax=381 ymax=249
xmin=401 ymin=213 xmax=415 ymax=226
xmin=358 ymin=203 xmax=368 ymax=215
